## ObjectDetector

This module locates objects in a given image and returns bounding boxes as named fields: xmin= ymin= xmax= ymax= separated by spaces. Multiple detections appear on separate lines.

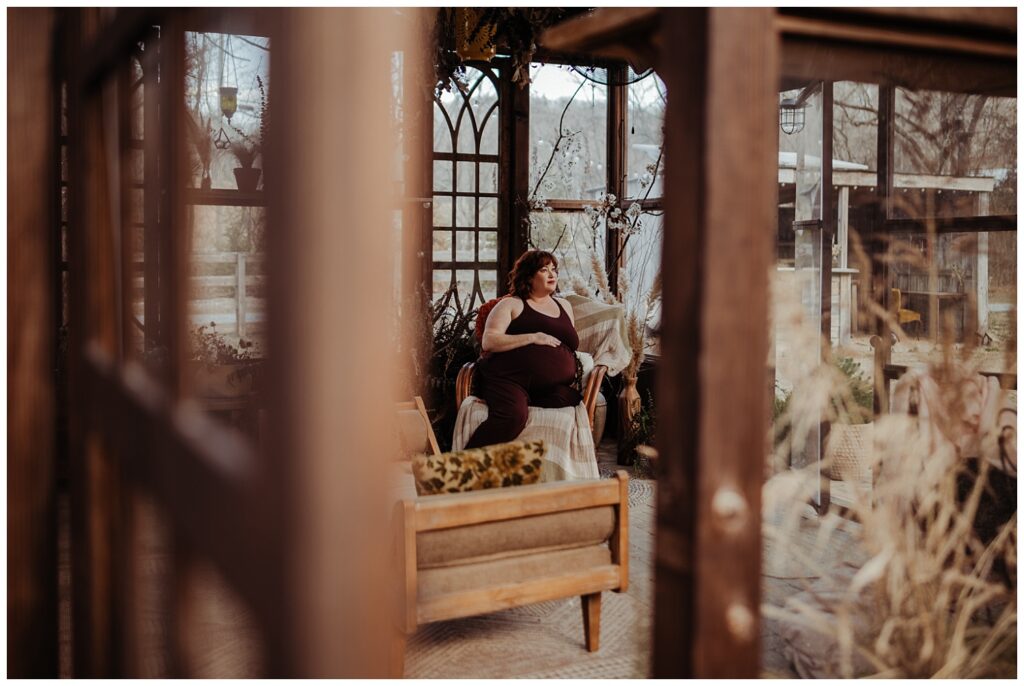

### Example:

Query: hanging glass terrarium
xmin=219 ymin=86 xmax=238 ymax=122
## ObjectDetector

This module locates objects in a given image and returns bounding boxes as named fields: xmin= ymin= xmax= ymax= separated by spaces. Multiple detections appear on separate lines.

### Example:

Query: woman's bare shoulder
xmin=554 ymin=296 xmax=574 ymax=312
xmin=492 ymin=296 xmax=524 ymax=317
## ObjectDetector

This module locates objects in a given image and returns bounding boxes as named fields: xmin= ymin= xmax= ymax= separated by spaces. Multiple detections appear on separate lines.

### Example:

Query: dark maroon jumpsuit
xmin=464 ymin=298 xmax=582 ymax=449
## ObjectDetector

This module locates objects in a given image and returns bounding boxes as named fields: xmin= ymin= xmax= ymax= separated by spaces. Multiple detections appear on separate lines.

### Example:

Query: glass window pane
xmin=479 ymin=231 xmax=497 ymax=261
xmin=433 ymin=160 xmax=453 ymax=192
xmin=479 ymin=269 xmax=498 ymax=301
xmin=456 ymin=231 xmax=474 ymax=262
xmin=529 ymin=210 xmax=606 ymax=295
xmin=479 ymin=197 xmax=497 ymax=228
xmin=479 ymin=162 xmax=498 ymax=194
xmin=432 ymin=230 xmax=452 ymax=262
xmin=456 ymin=161 xmax=475 ymax=193
xmin=184 ymin=31 xmax=271 ymax=192
xmin=894 ymin=89 xmax=1015 ymax=218
xmin=529 ymin=63 xmax=607 ymax=201
xmin=627 ymin=73 xmax=665 ymax=200
xmin=433 ymin=99 xmax=454 ymax=154
xmin=433 ymin=269 xmax=453 ymax=301
xmin=456 ymin=196 xmax=475 ymax=227
xmin=432 ymin=195 xmax=452 ymax=227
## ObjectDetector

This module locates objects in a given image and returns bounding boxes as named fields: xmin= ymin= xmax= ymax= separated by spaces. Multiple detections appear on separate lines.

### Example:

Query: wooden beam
xmin=777 ymin=11 xmax=1015 ymax=60
xmin=882 ymin=215 xmax=1017 ymax=234
xmin=8 ymin=7 xmax=59 ymax=677
xmin=655 ymin=8 xmax=773 ymax=678
xmin=541 ymin=8 xmax=662 ymax=72
xmin=780 ymin=35 xmax=1014 ymax=97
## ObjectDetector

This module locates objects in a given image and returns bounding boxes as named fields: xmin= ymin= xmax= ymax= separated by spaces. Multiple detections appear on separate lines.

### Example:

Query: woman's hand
xmin=532 ymin=332 xmax=561 ymax=347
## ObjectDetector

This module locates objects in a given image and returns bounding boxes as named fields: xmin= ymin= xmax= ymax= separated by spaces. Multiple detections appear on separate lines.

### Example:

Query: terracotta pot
xmin=233 ymin=167 xmax=262 ymax=192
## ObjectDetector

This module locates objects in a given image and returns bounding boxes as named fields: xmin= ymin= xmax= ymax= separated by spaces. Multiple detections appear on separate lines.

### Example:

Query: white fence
xmin=132 ymin=252 xmax=266 ymax=337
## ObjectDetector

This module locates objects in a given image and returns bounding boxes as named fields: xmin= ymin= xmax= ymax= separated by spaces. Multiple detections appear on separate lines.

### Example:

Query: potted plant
xmin=229 ymin=75 xmax=267 ymax=192
xmin=188 ymin=322 xmax=262 ymax=398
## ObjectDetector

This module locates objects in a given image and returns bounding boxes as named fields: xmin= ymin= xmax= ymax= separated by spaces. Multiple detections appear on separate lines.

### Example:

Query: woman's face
xmin=529 ymin=261 xmax=558 ymax=297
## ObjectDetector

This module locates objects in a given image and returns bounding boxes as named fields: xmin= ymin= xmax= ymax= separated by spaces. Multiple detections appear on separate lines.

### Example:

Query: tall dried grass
xmin=764 ymin=247 xmax=1016 ymax=678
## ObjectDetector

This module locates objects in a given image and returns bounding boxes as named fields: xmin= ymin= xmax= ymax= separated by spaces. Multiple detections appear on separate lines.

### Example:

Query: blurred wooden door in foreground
xmin=11 ymin=7 xmax=418 ymax=677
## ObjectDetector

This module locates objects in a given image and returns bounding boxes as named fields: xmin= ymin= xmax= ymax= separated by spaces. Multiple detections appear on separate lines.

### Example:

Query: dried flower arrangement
xmin=764 ymin=264 xmax=1016 ymax=678
xmin=433 ymin=8 xmax=580 ymax=92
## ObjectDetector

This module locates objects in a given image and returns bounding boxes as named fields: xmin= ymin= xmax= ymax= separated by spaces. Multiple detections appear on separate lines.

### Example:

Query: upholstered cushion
xmin=411 ymin=440 xmax=546 ymax=496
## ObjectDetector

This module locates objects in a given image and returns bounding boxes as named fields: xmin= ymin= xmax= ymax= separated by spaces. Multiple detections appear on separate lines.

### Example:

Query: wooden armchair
xmin=391 ymin=470 xmax=629 ymax=676
xmin=456 ymin=360 xmax=608 ymax=431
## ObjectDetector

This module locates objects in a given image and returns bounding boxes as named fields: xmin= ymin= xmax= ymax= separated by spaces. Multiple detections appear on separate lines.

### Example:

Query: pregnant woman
xmin=463 ymin=250 xmax=582 ymax=449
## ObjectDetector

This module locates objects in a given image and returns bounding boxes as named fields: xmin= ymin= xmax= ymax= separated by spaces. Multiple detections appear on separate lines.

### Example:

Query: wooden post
xmin=871 ymin=84 xmax=895 ymax=416
xmin=606 ymin=63 xmax=627 ymax=293
xmin=236 ymin=252 xmax=247 ymax=338
xmin=655 ymin=8 xmax=774 ymax=678
xmin=817 ymin=81 xmax=834 ymax=513
xmin=267 ymin=8 xmax=412 ymax=675
xmin=8 ymin=7 xmax=59 ymax=677
xmin=975 ymin=193 xmax=990 ymax=337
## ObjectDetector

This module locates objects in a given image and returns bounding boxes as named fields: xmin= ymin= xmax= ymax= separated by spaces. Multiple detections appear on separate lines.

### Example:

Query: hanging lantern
xmin=220 ymin=86 xmax=238 ymax=122
xmin=454 ymin=8 xmax=497 ymax=62
xmin=779 ymin=97 xmax=805 ymax=135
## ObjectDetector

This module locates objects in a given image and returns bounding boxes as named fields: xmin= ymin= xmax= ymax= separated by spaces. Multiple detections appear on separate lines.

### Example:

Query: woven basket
xmin=823 ymin=422 xmax=873 ymax=485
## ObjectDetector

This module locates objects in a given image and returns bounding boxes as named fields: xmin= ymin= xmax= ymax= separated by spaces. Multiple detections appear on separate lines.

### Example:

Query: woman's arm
xmin=481 ymin=299 xmax=559 ymax=352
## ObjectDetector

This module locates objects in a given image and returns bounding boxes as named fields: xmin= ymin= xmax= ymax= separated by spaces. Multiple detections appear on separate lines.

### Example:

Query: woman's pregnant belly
xmin=483 ymin=343 xmax=576 ymax=388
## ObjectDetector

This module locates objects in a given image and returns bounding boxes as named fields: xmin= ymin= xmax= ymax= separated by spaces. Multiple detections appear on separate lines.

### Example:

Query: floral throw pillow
xmin=411 ymin=440 xmax=546 ymax=496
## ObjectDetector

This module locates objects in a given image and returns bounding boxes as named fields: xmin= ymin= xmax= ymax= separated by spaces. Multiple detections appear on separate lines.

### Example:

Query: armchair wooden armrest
xmin=455 ymin=361 xmax=608 ymax=431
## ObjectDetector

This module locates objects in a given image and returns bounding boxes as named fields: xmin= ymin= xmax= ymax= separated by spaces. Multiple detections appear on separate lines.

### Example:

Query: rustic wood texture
xmin=8 ymin=7 xmax=59 ymax=678
xmin=413 ymin=476 xmax=622 ymax=532
xmin=779 ymin=33 xmax=1015 ymax=97
xmin=870 ymin=86 xmax=896 ymax=416
xmin=581 ymin=592 xmax=602 ymax=652
xmin=776 ymin=11 xmax=1015 ymax=59
xmin=654 ymin=8 xmax=774 ymax=678
xmin=67 ymin=8 xmax=127 ymax=676
xmin=606 ymin=67 xmax=627 ymax=293
xmin=541 ymin=8 xmax=662 ymax=71
xmin=416 ymin=566 xmax=622 ymax=626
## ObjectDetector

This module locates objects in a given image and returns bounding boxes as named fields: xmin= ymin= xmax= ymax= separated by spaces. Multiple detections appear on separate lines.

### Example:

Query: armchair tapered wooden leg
xmin=581 ymin=592 xmax=602 ymax=652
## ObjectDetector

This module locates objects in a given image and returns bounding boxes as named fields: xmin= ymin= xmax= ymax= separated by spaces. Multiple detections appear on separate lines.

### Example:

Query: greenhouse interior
xmin=7 ymin=6 xmax=1017 ymax=679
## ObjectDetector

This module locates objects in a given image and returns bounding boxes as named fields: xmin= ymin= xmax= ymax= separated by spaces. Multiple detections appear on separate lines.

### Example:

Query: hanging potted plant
xmin=229 ymin=75 xmax=267 ymax=192
xmin=433 ymin=8 xmax=581 ymax=91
